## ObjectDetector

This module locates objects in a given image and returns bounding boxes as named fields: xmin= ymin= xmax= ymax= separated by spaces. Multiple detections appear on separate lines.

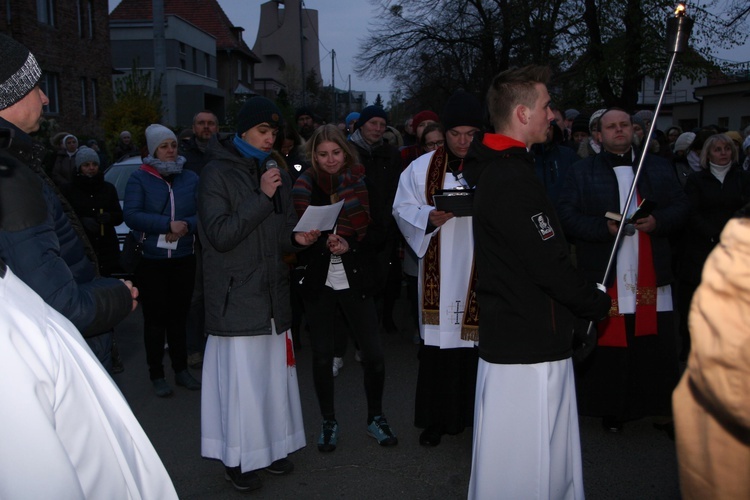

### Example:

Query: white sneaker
xmin=332 ymin=357 xmax=344 ymax=377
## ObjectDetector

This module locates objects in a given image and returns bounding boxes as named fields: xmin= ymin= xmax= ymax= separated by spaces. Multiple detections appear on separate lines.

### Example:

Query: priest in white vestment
xmin=393 ymin=90 xmax=483 ymax=447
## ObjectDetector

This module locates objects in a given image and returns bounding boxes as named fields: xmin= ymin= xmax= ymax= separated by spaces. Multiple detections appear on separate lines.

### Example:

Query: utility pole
xmin=331 ymin=49 xmax=336 ymax=124
xmin=299 ymin=0 xmax=306 ymax=107
xmin=153 ymin=0 xmax=167 ymax=123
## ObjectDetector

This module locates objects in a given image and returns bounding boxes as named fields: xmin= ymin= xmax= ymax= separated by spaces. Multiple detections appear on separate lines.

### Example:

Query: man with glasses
xmin=393 ymin=90 xmax=484 ymax=447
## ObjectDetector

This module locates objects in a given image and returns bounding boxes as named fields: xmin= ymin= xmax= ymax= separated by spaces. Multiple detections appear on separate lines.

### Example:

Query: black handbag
xmin=120 ymin=231 xmax=143 ymax=273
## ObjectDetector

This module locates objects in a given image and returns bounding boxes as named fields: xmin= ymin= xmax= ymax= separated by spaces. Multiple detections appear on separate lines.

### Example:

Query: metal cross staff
xmin=576 ymin=4 xmax=694 ymax=360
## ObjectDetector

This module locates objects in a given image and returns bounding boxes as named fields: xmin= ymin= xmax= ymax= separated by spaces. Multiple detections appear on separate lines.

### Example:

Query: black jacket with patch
xmin=462 ymin=134 xmax=610 ymax=365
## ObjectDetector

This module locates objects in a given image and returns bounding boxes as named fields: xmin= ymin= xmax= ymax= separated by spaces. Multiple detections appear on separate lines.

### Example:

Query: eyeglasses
xmin=425 ymin=140 xmax=444 ymax=149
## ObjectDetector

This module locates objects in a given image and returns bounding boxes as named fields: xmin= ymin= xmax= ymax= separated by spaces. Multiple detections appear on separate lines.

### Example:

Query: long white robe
xmin=201 ymin=325 xmax=306 ymax=473
xmin=0 ymin=265 xmax=178 ymax=500
xmin=469 ymin=358 xmax=584 ymax=500
xmin=393 ymin=150 xmax=475 ymax=349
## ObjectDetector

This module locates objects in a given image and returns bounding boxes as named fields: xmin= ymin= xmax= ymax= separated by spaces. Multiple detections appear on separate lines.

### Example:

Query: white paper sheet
xmin=157 ymin=234 xmax=178 ymax=249
xmin=293 ymin=200 xmax=344 ymax=232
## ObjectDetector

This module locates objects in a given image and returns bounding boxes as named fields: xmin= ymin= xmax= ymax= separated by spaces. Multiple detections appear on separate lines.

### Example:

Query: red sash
xmin=598 ymin=200 xmax=658 ymax=347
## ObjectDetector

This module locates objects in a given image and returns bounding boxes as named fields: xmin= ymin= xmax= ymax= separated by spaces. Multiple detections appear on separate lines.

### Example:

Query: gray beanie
xmin=145 ymin=124 xmax=177 ymax=156
xmin=75 ymin=146 xmax=99 ymax=169
xmin=0 ymin=34 xmax=42 ymax=110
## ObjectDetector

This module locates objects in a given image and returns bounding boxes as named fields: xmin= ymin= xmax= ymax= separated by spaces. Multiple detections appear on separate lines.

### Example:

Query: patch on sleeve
xmin=531 ymin=212 xmax=555 ymax=240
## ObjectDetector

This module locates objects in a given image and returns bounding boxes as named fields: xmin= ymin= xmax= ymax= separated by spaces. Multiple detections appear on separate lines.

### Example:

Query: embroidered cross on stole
xmin=422 ymin=148 xmax=479 ymax=341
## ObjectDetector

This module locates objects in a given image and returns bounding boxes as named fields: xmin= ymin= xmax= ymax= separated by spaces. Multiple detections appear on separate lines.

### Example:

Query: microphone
xmin=265 ymin=158 xmax=283 ymax=214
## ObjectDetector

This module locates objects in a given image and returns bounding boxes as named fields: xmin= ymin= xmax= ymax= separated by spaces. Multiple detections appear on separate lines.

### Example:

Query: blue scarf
xmin=233 ymin=134 xmax=270 ymax=163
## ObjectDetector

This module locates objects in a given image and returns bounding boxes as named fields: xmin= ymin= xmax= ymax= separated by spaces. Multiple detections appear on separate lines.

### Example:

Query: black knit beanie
xmin=441 ymin=90 xmax=483 ymax=131
xmin=0 ymin=34 xmax=42 ymax=110
xmin=295 ymin=106 xmax=313 ymax=121
xmin=354 ymin=105 xmax=388 ymax=131
xmin=571 ymin=115 xmax=590 ymax=135
xmin=236 ymin=96 xmax=283 ymax=134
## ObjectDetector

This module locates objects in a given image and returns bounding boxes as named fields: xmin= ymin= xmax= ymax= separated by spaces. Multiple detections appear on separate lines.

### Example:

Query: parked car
xmin=103 ymin=154 xmax=141 ymax=250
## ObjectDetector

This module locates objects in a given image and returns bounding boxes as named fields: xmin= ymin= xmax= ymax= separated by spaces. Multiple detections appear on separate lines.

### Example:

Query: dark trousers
xmin=136 ymin=255 xmax=195 ymax=380
xmin=304 ymin=287 xmax=385 ymax=422
xmin=186 ymin=237 xmax=206 ymax=355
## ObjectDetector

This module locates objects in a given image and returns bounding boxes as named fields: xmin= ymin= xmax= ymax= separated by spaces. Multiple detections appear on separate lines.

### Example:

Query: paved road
xmin=112 ymin=295 xmax=681 ymax=499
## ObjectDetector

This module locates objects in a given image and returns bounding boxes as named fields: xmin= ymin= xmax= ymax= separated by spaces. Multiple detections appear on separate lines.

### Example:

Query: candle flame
xmin=674 ymin=3 xmax=686 ymax=16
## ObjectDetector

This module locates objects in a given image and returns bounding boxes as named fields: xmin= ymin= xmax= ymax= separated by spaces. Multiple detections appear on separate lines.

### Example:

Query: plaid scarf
xmin=292 ymin=164 xmax=371 ymax=241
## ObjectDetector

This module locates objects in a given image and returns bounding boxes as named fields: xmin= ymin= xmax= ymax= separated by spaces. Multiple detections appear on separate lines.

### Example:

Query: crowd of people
xmin=3 ymin=29 xmax=750 ymax=498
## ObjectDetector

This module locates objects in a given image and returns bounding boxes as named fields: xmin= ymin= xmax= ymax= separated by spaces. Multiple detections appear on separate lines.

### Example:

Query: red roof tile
xmin=111 ymin=0 xmax=258 ymax=59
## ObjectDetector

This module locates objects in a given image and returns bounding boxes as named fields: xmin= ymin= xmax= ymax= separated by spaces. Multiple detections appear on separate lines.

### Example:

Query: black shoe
xmin=419 ymin=427 xmax=442 ymax=447
xmin=224 ymin=466 xmax=262 ymax=491
xmin=264 ymin=458 xmax=294 ymax=475
xmin=602 ymin=416 xmax=623 ymax=433
xmin=317 ymin=419 xmax=339 ymax=452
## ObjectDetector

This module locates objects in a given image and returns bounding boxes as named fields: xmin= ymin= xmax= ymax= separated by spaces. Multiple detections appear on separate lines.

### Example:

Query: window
xmin=179 ymin=42 xmax=186 ymax=55
xmin=654 ymin=77 xmax=672 ymax=94
xmin=87 ymin=0 xmax=94 ymax=39
xmin=39 ymin=72 xmax=59 ymax=114
xmin=192 ymin=48 xmax=197 ymax=73
xmin=91 ymin=79 xmax=98 ymax=117
xmin=237 ymin=60 xmax=242 ymax=81
xmin=37 ymin=0 xmax=55 ymax=26
xmin=80 ymin=78 xmax=87 ymax=116
xmin=205 ymin=54 xmax=210 ymax=78
xmin=717 ymin=117 xmax=729 ymax=128
xmin=77 ymin=0 xmax=83 ymax=37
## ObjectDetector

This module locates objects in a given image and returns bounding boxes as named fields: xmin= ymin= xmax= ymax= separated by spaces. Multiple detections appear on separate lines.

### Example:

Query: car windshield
xmin=104 ymin=158 xmax=141 ymax=200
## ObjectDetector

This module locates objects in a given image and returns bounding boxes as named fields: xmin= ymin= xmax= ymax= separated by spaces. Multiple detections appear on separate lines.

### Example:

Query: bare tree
xmin=357 ymin=0 xmax=747 ymax=110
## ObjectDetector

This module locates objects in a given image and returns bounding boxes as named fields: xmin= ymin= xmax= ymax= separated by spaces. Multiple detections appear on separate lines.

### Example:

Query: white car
xmin=103 ymin=155 xmax=142 ymax=250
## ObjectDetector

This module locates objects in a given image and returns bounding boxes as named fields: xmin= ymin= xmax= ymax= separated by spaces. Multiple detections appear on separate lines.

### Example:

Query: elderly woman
xmin=123 ymin=124 xmax=201 ymax=397
xmin=677 ymin=133 xmax=750 ymax=359
xmin=199 ymin=96 xmax=319 ymax=493
xmin=293 ymin=124 xmax=398 ymax=454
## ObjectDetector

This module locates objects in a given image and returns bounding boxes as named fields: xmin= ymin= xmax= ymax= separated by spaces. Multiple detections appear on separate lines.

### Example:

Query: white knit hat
xmin=673 ymin=132 xmax=695 ymax=153
xmin=0 ymin=34 xmax=42 ymax=110
xmin=145 ymin=124 xmax=177 ymax=156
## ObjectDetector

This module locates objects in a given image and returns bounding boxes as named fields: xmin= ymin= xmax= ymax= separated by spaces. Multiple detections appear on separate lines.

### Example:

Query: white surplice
xmin=393 ymin=150 xmax=475 ymax=349
xmin=0 ymin=265 xmax=178 ymax=500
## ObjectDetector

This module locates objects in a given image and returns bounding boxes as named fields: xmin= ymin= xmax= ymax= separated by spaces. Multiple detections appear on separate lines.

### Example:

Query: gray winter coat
xmin=198 ymin=137 xmax=299 ymax=337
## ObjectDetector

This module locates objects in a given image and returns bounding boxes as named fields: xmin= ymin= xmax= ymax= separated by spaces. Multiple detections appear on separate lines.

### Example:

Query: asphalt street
xmin=111 ymin=293 xmax=681 ymax=499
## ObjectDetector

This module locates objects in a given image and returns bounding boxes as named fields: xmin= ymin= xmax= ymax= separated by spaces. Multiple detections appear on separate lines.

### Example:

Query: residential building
xmin=0 ymin=0 xmax=112 ymax=138
xmin=110 ymin=0 xmax=260 ymax=128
